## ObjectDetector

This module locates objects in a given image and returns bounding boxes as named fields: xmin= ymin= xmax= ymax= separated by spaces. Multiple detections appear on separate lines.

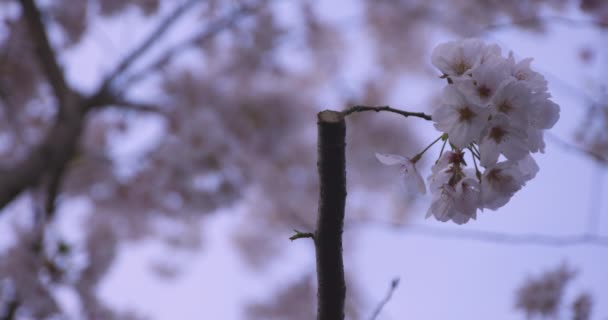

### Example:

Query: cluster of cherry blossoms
xmin=377 ymin=38 xmax=560 ymax=224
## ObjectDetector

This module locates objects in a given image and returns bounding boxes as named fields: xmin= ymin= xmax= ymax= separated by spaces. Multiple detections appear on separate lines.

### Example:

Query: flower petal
xmin=375 ymin=153 xmax=406 ymax=166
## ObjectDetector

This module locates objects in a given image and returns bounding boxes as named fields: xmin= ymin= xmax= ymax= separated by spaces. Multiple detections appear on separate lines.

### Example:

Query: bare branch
xmin=348 ymin=219 xmax=608 ymax=248
xmin=122 ymin=5 xmax=255 ymax=88
xmin=0 ymin=94 xmax=84 ymax=211
xmin=342 ymin=105 xmax=432 ymax=121
xmin=369 ymin=278 xmax=400 ymax=320
xmin=546 ymin=132 xmax=607 ymax=165
xmin=18 ymin=0 xmax=71 ymax=109
xmin=107 ymin=97 xmax=167 ymax=114
xmin=44 ymin=165 xmax=66 ymax=220
xmin=482 ymin=15 xmax=608 ymax=34
xmin=99 ymin=0 xmax=201 ymax=92
xmin=315 ymin=110 xmax=347 ymax=320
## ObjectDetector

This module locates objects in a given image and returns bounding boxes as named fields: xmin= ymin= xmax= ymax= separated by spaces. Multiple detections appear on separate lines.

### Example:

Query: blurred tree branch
xmin=546 ymin=132 xmax=607 ymax=165
xmin=18 ymin=0 xmax=71 ymax=112
xmin=369 ymin=278 xmax=399 ymax=320
xmin=122 ymin=4 xmax=256 ymax=89
xmin=105 ymin=96 xmax=168 ymax=115
xmin=43 ymin=164 xmax=66 ymax=220
xmin=0 ymin=1 xmax=207 ymax=212
xmin=0 ymin=297 xmax=19 ymax=320
xmin=482 ymin=15 xmax=608 ymax=34
xmin=98 ymin=0 xmax=202 ymax=92
xmin=349 ymin=220 xmax=608 ymax=247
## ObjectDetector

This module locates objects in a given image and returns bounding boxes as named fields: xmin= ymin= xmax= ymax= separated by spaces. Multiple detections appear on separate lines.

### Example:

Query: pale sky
xmin=2 ymin=1 xmax=607 ymax=319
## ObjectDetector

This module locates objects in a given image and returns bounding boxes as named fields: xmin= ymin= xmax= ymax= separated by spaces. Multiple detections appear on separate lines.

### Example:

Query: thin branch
xmin=107 ymin=97 xmax=168 ymax=114
xmin=18 ymin=0 xmax=70 ymax=109
xmin=122 ymin=5 xmax=256 ymax=88
xmin=588 ymin=164 xmax=604 ymax=235
xmin=369 ymin=278 xmax=400 ymax=320
xmin=0 ymin=105 xmax=84 ymax=211
xmin=98 ymin=0 xmax=201 ymax=91
xmin=545 ymin=132 xmax=607 ymax=165
xmin=342 ymin=105 xmax=432 ymax=121
xmin=0 ymin=296 xmax=19 ymax=320
xmin=44 ymin=165 xmax=66 ymax=220
xmin=482 ymin=15 xmax=608 ymax=34
xmin=348 ymin=220 xmax=608 ymax=248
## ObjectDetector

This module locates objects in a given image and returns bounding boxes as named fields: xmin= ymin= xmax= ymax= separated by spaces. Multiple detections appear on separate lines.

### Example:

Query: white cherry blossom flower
xmin=431 ymin=38 xmax=486 ymax=77
xmin=375 ymin=153 xmax=426 ymax=194
xmin=481 ymin=161 xmax=525 ymax=210
xmin=480 ymin=43 xmax=502 ymax=65
xmin=529 ymin=97 xmax=560 ymax=130
xmin=456 ymin=61 xmax=510 ymax=105
xmin=516 ymin=155 xmax=540 ymax=182
xmin=453 ymin=171 xmax=482 ymax=224
xmin=490 ymin=80 xmax=532 ymax=126
xmin=427 ymin=170 xmax=480 ymax=224
xmin=507 ymin=54 xmax=548 ymax=93
xmin=526 ymin=128 xmax=546 ymax=153
xmin=433 ymin=86 xmax=488 ymax=148
xmin=479 ymin=114 xmax=529 ymax=167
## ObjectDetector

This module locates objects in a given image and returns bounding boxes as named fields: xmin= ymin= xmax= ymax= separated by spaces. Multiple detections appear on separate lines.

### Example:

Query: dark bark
xmin=315 ymin=110 xmax=347 ymax=320
xmin=0 ymin=96 xmax=84 ymax=210
xmin=18 ymin=0 xmax=70 ymax=110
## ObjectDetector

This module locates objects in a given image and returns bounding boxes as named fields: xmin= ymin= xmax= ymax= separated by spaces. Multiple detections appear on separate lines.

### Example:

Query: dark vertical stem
xmin=315 ymin=110 xmax=347 ymax=320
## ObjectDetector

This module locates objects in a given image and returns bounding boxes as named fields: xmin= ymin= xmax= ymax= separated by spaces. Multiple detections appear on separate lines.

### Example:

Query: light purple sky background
xmin=2 ymin=1 xmax=607 ymax=319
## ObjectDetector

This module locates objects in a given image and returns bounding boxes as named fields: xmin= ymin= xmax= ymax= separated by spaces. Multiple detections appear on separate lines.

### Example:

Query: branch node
xmin=289 ymin=229 xmax=315 ymax=241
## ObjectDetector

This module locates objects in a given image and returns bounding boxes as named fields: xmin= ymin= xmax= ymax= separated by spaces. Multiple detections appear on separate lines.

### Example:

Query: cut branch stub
xmin=315 ymin=110 xmax=347 ymax=320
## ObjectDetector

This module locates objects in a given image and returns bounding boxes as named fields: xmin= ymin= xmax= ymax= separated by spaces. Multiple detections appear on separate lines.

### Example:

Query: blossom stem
xmin=469 ymin=145 xmax=481 ymax=160
xmin=412 ymin=135 xmax=443 ymax=163
xmin=469 ymin=147 xmax=482 ymax=180
xmin=438 ymin=139 xmax=448 ymax=162
xmin=472 ymin=144 xmax=481 ymax=157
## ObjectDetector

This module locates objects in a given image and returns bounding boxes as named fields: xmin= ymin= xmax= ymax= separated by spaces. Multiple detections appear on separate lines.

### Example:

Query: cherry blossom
xmin=481 ymin=161 xmax=525 ymax=210
xmin=375 ymin=153 xmax=426 ymax=194
xmin=432 ymin=86 xmax=488 ymax=148
xmin=456 ymin=60 xmax=510 ymax=104
xmin=379 ymin=38 xmax=560 ymax=224
xmin=479 ymin=114 xmax=529 ymax=167
xmin=431 ymin=38 xmax=496 ymax=78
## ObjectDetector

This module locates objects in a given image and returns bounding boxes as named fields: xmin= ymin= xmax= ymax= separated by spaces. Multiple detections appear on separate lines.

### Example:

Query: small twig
xmin=109 ymin=97 xmax=167 ymax=114
xmin=342 ymin=105 xmax=432 ymax=121
xmin=369 ymin=278 xmax=400 ymax=320
xmin=98 ymin=0 xmax=201 ymax=91
xmin=44 ymin=165 xmax=66 ymax=220
xmin=122 ymin=5 xmax=255 ymax=89
xmin=289 ymin=229 xmax=315 ymax=241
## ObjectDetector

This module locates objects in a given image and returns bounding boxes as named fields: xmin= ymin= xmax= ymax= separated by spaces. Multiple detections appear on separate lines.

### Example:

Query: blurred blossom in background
xmin=0 ymin=0 xmax=607 ymax=319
